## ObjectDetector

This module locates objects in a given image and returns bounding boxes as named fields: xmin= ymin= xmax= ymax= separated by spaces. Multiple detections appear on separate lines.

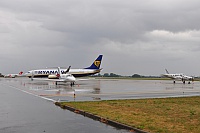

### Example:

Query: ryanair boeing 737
xmin=25 ymin=55 xmax=103 ymax=78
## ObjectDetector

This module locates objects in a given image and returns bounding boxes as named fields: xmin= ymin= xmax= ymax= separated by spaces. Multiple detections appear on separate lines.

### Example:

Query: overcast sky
xmin=0 ymin=0 xmax=200 ymax=76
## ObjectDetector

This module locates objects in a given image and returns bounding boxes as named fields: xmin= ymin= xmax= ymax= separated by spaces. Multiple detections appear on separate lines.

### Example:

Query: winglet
xmin=85 ymin=55 xmax=103 ymax=69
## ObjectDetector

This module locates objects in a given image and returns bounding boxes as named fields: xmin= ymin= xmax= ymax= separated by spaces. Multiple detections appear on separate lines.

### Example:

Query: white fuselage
xmin=4 ymin=71 xmax=23 ymax=78
xmin=59 ymin=74 xmax=76 ymax=82
xmin=25 ymin=68 xmax=101 ymax=78
xmin=163 ymin=73 xmax=183 ymax=80
xmin=163 ymin=73 xmax=193 ymax=81
xmin=4 ymin=74 xmax=16 ymax=78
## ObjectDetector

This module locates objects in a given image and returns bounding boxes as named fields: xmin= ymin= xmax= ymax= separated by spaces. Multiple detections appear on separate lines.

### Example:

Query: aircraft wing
xmin=32 ymin=78 xmax=68 ymax=82
xmin=75 ymin=78 xmax=96 ymax=81
xmin=32 ymin=77 xmax=74 ymax=83
xmin=32 ymin=78 xmax=57 ymax=81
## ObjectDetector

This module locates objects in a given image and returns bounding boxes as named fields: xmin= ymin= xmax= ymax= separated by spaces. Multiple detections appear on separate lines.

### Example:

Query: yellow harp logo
xmin=94 ymin=61 xmax=101 ymax=67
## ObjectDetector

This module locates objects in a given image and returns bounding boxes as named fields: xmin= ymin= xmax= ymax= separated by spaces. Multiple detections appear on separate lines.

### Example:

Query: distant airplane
xmin=25 ymin=55 xmax=103 ymax=78
xmin=4 ymin=71 xmax=23 ymax=78
xmin=31 ymin=66 xmax=76 ymax=86
xmin=162 ymin=69 xmax=194 ymax=84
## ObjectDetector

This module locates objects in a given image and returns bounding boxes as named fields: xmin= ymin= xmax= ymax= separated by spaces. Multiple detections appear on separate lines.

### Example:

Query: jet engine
xmin=48 ymin=75 xmax=59 ymax=79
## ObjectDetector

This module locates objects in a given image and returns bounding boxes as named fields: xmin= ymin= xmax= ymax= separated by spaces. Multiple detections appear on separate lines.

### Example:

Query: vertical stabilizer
xmin=63 ymin=66 xmax=71 ymax=74
xmin=19 ymin=71 xmax=23 ymax=75
xmin=165 ymin=69 xmax=169 ymax=74
xmin=85 ymin=55 xmax=103 ymax=69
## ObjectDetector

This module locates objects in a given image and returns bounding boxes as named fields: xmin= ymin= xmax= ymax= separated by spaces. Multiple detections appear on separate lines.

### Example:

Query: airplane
xmin=4 ymin=71 xmax=23 ymax=78
xmin=31 ymin=66 xmax=76 ymax=86
xmin=25 ymin=55 xmax=103 ymax=78
xmin=162 ymin=69 xmax=194 ymax=84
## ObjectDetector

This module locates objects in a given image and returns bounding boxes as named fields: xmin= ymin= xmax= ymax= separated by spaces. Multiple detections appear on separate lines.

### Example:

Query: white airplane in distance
xmin=25 ymin=55 xmax=103 ymax=78
xmin=4 ymin=71 xmax=23 ymax=78
xmin=31 ymin=66 xmax=76 ymax=86
xmin=162 ymin=69 xmax=194 ymax=84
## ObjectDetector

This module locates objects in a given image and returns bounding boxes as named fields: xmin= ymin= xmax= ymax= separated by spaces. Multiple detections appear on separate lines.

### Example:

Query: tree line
xmin=93 ymin=73 xmax=159 ymax=78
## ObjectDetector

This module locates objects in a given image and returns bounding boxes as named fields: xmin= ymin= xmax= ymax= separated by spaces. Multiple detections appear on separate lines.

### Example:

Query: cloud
xmin=0 ymin=0 xmax=200 ymax=76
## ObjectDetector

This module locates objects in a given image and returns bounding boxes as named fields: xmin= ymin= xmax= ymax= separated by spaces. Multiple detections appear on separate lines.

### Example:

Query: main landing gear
xmin=173 ymin=80 xmax=191 ymax=84
xmin=183 ymin=80 xmax=191 ymax=84
xmin=70 ymin=82 xmax=75 ymax=87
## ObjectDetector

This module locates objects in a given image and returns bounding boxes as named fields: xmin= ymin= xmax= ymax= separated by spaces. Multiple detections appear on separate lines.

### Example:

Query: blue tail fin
xmin=85 ymin=55 xmax=103 ymax=69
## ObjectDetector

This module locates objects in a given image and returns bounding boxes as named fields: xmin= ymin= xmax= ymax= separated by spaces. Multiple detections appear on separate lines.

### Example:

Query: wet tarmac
xmin=1 ymin=77 xmax=200 ymax=133
xmin=0 ymin=78 xmax=131 ymax=133
xmin=4 ymin=78 xmax=199 ymax=102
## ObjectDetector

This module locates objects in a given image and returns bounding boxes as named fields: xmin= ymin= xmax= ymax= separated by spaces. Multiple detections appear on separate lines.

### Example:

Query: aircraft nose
xmin=24 ymin=72 xmax=30 ymax=76
xmin=69 ymin=76 xmax=76 ymax=82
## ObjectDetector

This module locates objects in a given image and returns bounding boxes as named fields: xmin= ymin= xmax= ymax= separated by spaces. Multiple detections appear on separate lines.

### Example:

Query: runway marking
xmin=1 ymin=83 xmax=56 ymax=102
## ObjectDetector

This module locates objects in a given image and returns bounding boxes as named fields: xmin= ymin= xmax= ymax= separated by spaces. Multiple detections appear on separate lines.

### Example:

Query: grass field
xmin=60 ymin=96 xmax=200 ymax=133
